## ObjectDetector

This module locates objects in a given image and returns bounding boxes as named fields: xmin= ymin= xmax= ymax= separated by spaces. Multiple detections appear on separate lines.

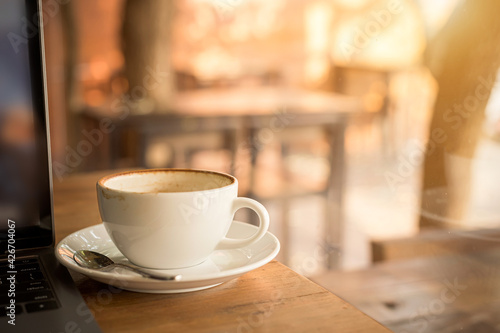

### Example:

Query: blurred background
xmin=42 ymin=0 xmax=500 ymax=330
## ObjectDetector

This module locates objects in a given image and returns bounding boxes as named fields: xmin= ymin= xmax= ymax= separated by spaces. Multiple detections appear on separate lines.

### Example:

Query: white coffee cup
xmin=96 ymin=169 xmax=269 ymax=269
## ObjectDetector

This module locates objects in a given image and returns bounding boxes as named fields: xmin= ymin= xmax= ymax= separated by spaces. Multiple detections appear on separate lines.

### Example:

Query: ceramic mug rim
xmin=97 ymin=168 xmax=236 ymax=195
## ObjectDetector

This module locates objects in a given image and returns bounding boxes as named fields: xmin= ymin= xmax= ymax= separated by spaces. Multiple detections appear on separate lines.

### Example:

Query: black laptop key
xmin=14 ymin=258 xmax=38 ymax=266
xmin=15 ymin=271 xmax=45 ymax=283
xmin=17 ymin=281 xmax=50 ymax=293
xmin=0 ymin=280 xmax=51 ymax=294
xmin=17 ymin=263 xmax=42 ymax=273
xmin=25 ymin=300 xmax=58 ymax=313
xmin=16 ymin=290 xmax=55 ymax=303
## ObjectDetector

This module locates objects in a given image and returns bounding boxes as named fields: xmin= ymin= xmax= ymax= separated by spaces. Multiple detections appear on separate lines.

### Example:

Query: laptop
xmin=0 ymin=0 xmax=102 ymax=331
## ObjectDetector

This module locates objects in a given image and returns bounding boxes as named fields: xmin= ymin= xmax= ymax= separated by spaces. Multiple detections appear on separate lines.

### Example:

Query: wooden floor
xmin=311 ymin=247 xmax=500 ymax=333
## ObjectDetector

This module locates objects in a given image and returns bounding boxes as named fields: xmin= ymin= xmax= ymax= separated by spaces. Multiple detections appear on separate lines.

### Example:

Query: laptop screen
xmin=0 ymin=0 xmax=53 ymax=253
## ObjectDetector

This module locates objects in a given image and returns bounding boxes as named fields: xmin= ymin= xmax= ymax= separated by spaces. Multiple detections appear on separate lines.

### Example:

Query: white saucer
xmin=55 ymin=221 xmax=280 ymax=293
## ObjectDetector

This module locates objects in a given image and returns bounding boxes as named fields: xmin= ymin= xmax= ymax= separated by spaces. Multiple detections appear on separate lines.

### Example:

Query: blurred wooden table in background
xmin=79 ymin=87 xmax=377 ymax=269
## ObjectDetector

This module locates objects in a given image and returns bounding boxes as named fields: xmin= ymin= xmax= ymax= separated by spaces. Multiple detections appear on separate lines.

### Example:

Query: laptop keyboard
xmin=0 ymin=257 xmax=60 ymax=316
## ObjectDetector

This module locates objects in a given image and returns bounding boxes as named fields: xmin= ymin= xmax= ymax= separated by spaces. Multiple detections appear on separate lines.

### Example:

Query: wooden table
xmin=53 ymin=171 xmax=391 ymax=333
xmin=313 ymin=235 xmax=500 ymax=333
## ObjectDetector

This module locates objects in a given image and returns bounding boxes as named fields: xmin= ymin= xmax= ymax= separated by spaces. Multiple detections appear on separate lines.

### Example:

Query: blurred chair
xmin=331 ymin=65 xmax=394 ymax=155
xmin=143 ymin=130 xmax=235 ymax=173
xmin=127 ymin=114 xmax=239 ymax=175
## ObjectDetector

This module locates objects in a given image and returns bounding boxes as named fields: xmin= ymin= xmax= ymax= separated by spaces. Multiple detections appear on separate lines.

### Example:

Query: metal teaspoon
xmin=73 ymin=250 xmax=181 ymax=281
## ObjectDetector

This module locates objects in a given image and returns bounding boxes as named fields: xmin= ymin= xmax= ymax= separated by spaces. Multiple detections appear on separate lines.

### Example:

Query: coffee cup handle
xmin=215 ymin=197 xmax=270 ymax=250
